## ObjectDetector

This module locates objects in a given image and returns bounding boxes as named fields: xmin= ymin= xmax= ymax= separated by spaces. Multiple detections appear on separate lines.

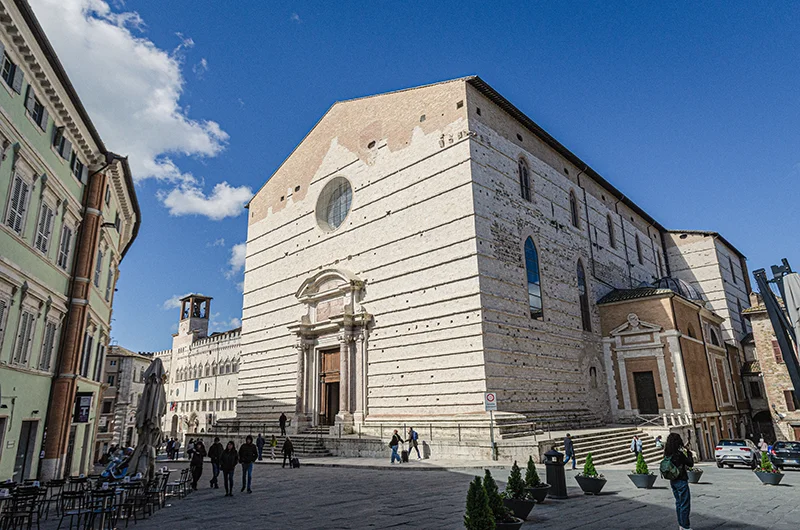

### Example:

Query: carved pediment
xmin=610 ymin=313 xmax=662 ymax=337
xmin=296 ymin=268 xmax=364 ymax=302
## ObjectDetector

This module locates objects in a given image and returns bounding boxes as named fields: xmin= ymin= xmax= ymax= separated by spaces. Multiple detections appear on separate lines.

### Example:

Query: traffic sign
xmin=484 ymin=392 xmax=497 ymax=411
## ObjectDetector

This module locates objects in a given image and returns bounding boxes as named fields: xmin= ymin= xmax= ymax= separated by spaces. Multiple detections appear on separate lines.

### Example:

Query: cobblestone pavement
xmin=54 ymin=463 xmax=800 ymax=529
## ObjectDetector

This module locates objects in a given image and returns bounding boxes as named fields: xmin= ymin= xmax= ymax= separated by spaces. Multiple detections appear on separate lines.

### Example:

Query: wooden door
xmin=633 ymin=371 xmax=659 ymax=414
xmin=319 ymin=349 xmax=340 ymax=425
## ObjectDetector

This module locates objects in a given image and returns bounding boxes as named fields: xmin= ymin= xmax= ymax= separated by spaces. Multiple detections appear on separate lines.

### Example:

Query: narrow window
xmin=105 ymin=185 xmax=111 ymax=206
xmin=57 ymin=225 xmax=73 ymax=269
xmin=39 ymin=321 xmax=57 ymax=371
xmin=1 ymin=53 xmax=16 ymax=87
xmin=569 ymin=191 xmax=580 ymax=228
xmin=577 ymin=260 xmax=591 ymax=332
xmin=749 ymin=381 xmax=762 ymax=399
xmin=5 ymin=173 xmax=30 ymax=234
xmin=589 ymin=366 xmax=598 ymax=388
xmin=13 ymin=310 xmax=35 ymax=365
xmin=94 ymin=250 xmax=103 ymax=287
xmin=729 ymin=256 xmax=737 ymax=285
xmin=710 ymin=328 xmax=721 ymax=347
xmin=80 ymin=332 xmax=94 ymax=377
xmin=24 ymin=86 xmax=48 ymax=130
xmin=524 ymin=237 xmax=543 ymax=319
xmin=785 ymin=390 xmax=799 ymax=412
xmin=93 ymin=342 xmax=106 ymax=381
xmin=686 ymin=325 xmax=696 ymax=339
xmin=105 ymin=264 xmax=114 ymax=301
xmin=635 ymin=235 xmax=643 ymax=265
xmin=772 ymin=340 xmax=784 ymax=364
xmin=0 ymin=299 xmax=7 ymax=349
xmin=34 ymin=203 xmax=54 ymax=253
xmin=606 ymin=215 xmax=616 ymax=249
xmin=518 ymin=159 xmax=531 ymax=202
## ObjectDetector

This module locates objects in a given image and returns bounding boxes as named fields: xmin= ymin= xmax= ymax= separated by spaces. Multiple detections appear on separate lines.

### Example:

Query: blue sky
xmin=31 ymin=1 xmax=800 ymax=351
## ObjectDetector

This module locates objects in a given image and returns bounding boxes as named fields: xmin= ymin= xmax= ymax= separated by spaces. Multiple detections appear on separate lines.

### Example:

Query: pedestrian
xmin=256 ymin=433 xmax=265 ymax=460
xmin=269 ymin=435 xmax=278 ymax=460
xmin=758 ymin=437 xmax=768 ymax=452
xmin=190 ymin=439 xmax=207 ymax=490
xmin=173 ymin=439 xmax=181 ymax=460
xmin=406 ymin=427 xmax=421 ymax=460
xmin=563 ymin=433 xmax=576 ymax=470
xmin=664 ymin=432 xmax=694 ymax=530
xmin=655 ymin=435 xmax=663 ymax=449
xmin=282 ymin=437 xmax=294 ymax=468
xmin=187 ymin=438 xmax=195 ymax=460
xmin=220 ymin=441 xmax=239 ymax=497
xmin=279 ymin=412 xmax=287 ymax=436
xmin=631 ymin=435 xmax=643 ymax=456
xmin=389 ymin=430 xmax=403 ymax=464
xmin=166 ymin=438 xmax=174 ymax=460
xmin=239 ymin=435 xmax=258 ymax=493
xmin=208 ymin=436 xmax=223 ymax=489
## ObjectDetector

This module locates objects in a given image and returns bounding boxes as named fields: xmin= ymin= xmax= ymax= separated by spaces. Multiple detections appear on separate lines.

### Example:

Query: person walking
xmin=208 ymin=437 xmax=223 ymax=489
xmin=282 ymin=437 xmax=294 ymax=468
xmin=279 ymin=413 xmax=287 ymax=436
xmin=758 ymin=437 xmax=768 ymax=452
xmin=389 ymin=430 xmax=403 ymax=464
xmin=187 ymin=438 xmax=195 ymax=460
xmin=406 ymin=427 xmax=421 ymax=460
xmin=239 ymin=435 xmax=258 ymax=493
xmin=173 ymin=439 xmax=181 ymax=460
xmin=269 ymin=435 xmax=278 ymax=460
xmin=220 ymin=441 xmax=239 ymax=497
xmin=631 ymin=435 xmax=643 ymax=457
xmin=664 ymin=433 xmax=694 ymax=530
xmin=655 ymin=435 xmax=664 ymax=449
xmin=563 ymin=434 xmax=576 ymax=470
xmin=189 ymin=439 xmax=207 ymax=490
xmin=256 ymin=433 xmax=265 ymax=461
xmin=166 ymin=438 xmax=174 ymax=460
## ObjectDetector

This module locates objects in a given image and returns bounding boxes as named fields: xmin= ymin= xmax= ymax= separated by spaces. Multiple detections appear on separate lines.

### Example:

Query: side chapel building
xmin=238 ymin=77 xmax=752 ymax=459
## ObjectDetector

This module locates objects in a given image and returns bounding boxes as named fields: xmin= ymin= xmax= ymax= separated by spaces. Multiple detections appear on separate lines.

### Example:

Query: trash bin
xmin=544 ymin=448 xmax=567 ymax=499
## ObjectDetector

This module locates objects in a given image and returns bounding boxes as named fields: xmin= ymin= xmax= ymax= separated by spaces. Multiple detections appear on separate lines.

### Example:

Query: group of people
xmin=165 ymin=438 xmax=182 ymax=460
xmin=388 ymin=427 xmax=421 ymax=464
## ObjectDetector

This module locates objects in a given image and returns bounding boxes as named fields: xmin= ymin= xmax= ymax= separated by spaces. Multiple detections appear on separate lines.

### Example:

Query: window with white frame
xmin=94 ymin=250 xmax=103 ymax=287
xmin=93 ymin=341 xmax=106 ymax=382
xmin=57 ymin=224 xmax=73 ymax=269
xmin=12 ymin=309 xmax=35 ymax=366
xmin=38 ymin=320 xmax=57 ymax=371
xmin=69 ymin=153 xmax=86 ymax=182
xmin=105 ymin=263 xmax=114 ymax=301
xmin=1 ymin=52 xmax=21 ymax=91
xmin=80 ymin=331 xmax=94 ymax=378
xmin=34 ymin=202 xmax=54 ymax=253
xmin=5 ymin=172 xmax=30 ymax=234
xmin=0 ymin=297 xmax=8 ymax=351
xmin=24 ymin=86 xmax=48 ymax=131
xmin=52 ymin=127 xmax=72 ymax=160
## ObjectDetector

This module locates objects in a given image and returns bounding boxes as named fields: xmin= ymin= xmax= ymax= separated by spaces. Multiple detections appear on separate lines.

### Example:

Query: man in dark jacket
xmin=208 ymin=437 xmax=224 ymax=489
xmin=563 ymin=434 xmax=576 ymax=470
xmin=389 ymin=430 xmax=403 ymax=464
xmin=238 ymin=435 xmax=258 ymax=493
xmin=279 ymin=413 xmax=287 ymax=436
xmin=256 ymin=433 xmax=265 ymax=460
xmin=282 ymin=437 xmax=295 ymax=468
xmin=190 ymin=439 xmax=207 ymax=490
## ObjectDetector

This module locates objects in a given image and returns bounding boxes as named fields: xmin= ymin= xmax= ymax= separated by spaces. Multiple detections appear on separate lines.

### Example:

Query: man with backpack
xmin=563 ymin=434 xmax=576 ymax=470
xmin=407 ymin=427 xmax=421 ymax=459
xmin=208 ymin=437 xmax=224 ymax=489
xmin=389 ymin=430 xmax=403 ymax=464
xmin=660 ymin=433 xmax=694 ymax=530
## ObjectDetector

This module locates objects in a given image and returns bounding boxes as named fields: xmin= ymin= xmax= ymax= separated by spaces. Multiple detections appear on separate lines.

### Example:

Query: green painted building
xmin=0 ymin=0 xmax=140 ymax=481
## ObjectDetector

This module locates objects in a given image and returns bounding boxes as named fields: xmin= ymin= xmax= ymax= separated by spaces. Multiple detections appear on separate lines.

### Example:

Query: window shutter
xmin=11 ymin=66 xmax=24 ymax=94
xmin=0 ymin=299 xmax=6 ymax=338
xmin=80 ymin=164 xmax=88 ymax=183
xmin=62 ymin=138 xmax=72 ymax=161
xmin=0 ymin=42 xmax=5 ymax=60
xmin=785 ymin=391 xmax=797 ymax=412
xmin=53 ymin=126 xmax=64 ymax=148
xmin=6 ymin=175 xmax=22 ymax=227
xmin=35 ymin=203 xmax=47 ymax=250
xmin=24 ymin=85 xmax=35 ymax=113
xmin=58 ymin=225 xmax=72 ymax=269
xmin=42 ymin=206 xmax=53 ymax=251
xmin=772 ymin=340 xmax=784 ymax=363
xmin=39 ymin=107 xmax=48 ymax=130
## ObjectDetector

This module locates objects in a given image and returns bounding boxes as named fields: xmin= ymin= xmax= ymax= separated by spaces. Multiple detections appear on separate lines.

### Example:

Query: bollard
xmin=544 ymin=449 xmax=567 ymax=499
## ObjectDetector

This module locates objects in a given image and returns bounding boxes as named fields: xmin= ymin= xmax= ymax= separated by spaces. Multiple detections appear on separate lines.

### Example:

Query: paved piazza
xmin=84 ymin=461 xmax=800 ymax=530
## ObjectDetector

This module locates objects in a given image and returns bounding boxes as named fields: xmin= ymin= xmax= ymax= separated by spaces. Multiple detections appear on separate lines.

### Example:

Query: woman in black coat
xmin=190 ymin=439 xmax=207 ymax=490
xmin=219 ymin=441 xmax=239 ymax=497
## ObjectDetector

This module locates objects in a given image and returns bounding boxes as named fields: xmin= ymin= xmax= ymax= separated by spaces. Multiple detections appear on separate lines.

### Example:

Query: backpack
xmin=659 ymin=456 xmax=681 ymax=480
xmin=412 ymin=431 xmax=418 ymax=441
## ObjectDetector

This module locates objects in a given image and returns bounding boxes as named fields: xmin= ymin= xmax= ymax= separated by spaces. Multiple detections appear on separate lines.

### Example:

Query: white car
xmin=714 ymin=439 xmax=760 ymax=469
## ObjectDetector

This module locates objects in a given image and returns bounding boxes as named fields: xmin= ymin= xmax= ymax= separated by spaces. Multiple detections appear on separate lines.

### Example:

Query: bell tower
xmin=177 ymin=294 xmax=211 ymax=340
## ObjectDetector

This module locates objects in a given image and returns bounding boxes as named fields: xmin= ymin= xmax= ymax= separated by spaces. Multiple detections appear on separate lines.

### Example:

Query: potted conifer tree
xmin=628 ymin=453 xmax=657 ymax=489
xmin=464 ymin=476 xmax=494 ymax=530
xmin=754 ymin=451 xmax=784 ymax=485
xmin=524 ymin=456 xmax=550 ymax=503
xmin=485 ymin=469 xmax=524 ymax=529
xmin=500 ymin=462 xmax=534 ymax=521
xmin=575 ymin=453 xmax=606 ymax=495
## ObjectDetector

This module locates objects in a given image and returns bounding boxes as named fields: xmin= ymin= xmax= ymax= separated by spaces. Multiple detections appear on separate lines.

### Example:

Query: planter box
xmin=628 ymin=473 xmax=657 ymax=489
xmin=575 ymin=475 xmax=606 ymax=495
xmin=495 ymin=517 xmax=524 ymax=530
xmin=526 ymin=483 xmax=550 ymax=503
xmin=687 ymin=470 xmax=703 ymax=484
xmin=503 ymin=497 xmax=535 ymax=521
xmin=754 ymin=471 xmax=784 ymax=485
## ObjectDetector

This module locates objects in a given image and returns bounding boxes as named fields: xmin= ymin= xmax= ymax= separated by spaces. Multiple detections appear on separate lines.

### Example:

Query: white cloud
xmin=192 ymin=58 xmax=208 ymax=79
xmin=207 ymin=238 xmax=225 ymax=247
xmin=162 ymin=293 xmax=197 ymax=310
xmin=208 ymin=313 xmax=241 ymax=331
xmin=159 ymin=182 xmax=253 ymax=220
xmin=290 ymin=12 xmax=301 ymax=23
xmin=226 ymin=242 xmax=247 ymax=279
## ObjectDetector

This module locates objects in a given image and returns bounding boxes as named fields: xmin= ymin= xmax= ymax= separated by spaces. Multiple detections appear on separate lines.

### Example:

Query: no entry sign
xmin=484 ymin=392 xmax=497 ymax=411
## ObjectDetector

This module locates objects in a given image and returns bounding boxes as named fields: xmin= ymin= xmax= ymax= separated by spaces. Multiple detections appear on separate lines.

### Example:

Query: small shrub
xmin=525 ymin=456 xmax=543 ymax=487
xmin=483 ymin=470 xmax=505 ymax=520
xmin=464 ymin=476 xmax=494 ymax=530
xmin=756 ymin=451 xmax=779 ymax=474
xmin=580 ymin=453 xmax=601 ymax=478
xmin=634 ymin=452 xmax=650 ymax=475
xmin=505 ymin=460 xmax=526 ymax=499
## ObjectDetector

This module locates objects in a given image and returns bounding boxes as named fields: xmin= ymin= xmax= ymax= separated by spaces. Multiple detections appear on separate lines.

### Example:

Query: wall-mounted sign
xmin=73 ymin=393 xmax=93 ymax=423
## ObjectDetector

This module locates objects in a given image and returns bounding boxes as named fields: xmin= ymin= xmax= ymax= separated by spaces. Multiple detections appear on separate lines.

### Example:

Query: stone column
xmin=339 ymin=333 xmax=350 ymax=414
xmin=293 ymin=340 xmax=311 ymax=433
xmin=353 ymin=331 xmax=365 ymax=424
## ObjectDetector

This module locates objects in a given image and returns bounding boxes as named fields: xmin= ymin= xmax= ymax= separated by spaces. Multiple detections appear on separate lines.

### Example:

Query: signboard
xmin=484 ymin=392 xmax=497 ymax=411
xmin=98 ymin=417 xmax=107 ymax=427
xmin=194 ymin=379 xmax=199 ymax=392
xmin=73 ymin=393 xmax=93 ymax=423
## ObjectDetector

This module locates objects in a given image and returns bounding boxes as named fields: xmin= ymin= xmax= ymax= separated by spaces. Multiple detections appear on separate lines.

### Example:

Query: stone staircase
xmin=552 ymin=427 xmax=662 ymax=467
xmin=498 ymin=409 xmax=603 ymax=440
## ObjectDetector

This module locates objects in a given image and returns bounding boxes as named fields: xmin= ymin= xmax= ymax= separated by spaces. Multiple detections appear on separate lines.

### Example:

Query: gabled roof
xmin=667 ymin=230 xmax=746 ymax=260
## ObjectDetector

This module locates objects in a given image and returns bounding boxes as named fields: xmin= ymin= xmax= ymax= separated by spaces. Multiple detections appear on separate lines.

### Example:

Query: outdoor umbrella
xmin=784 ymin=272 xmax=800 ymax=345
xmin=128 ymin=357 xmax=167 ymax=479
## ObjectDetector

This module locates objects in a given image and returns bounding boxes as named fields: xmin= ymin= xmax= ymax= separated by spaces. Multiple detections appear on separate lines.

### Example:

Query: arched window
xmin=518 ymin=159 xmax=531 ymax=202
xmin=205 ymin=364 xmax=210 ymax=377
xmin=569 ymin=191 xmax=580 ymax=228
xmin=212 ymin=362 xmax=218 ymax=375
xmin=524 ymin=237 xmax=543 ymax=320
xmin=635 ymin=235 xmax=643 ymax=265
xmin=577 ymin=260 xmax=591 ymax=332
xmin=710 ymin=328 xmax=721 ymax=347
xmin=589 ymin=366 xmax=598 ymax=388
xmin=687 ymin=325 xmax=696 ymax=339
xmin=606 ymin=215 xmax=616 ymax=249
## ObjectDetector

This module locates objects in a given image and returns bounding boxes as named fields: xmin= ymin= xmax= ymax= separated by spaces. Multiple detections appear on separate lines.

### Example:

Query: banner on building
xmin=73 ymin=393 xmax=93 ymax=423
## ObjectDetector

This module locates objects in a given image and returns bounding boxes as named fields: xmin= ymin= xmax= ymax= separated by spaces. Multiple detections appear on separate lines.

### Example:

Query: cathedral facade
xmin=239 ymin=77 xmax=751 ymax=444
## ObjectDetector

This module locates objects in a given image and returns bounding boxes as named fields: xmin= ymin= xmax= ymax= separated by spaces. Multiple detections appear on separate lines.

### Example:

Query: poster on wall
xmin=73 ymin=393 xmax=93 ymax=423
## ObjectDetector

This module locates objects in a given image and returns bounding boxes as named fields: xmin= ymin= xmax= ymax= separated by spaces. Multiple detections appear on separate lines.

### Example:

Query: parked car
xmin=771 ymin=441 xmax=800 ymax=470
xmin=714 ymin=439 xmax=760 ymax=468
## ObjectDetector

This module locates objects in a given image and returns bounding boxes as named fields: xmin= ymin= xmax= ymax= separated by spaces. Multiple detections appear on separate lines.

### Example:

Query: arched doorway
xmin=752 ymin=411 xmax=776 ymax=442
xmin=170 ymin=415 xmax=178 ymax=437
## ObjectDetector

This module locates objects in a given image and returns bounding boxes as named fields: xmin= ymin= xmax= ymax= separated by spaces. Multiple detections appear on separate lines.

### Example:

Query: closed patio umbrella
xmin=128 ymin=357 xmax=167 ymax=479
xmin=784 ymin=272 xmax=800 ymax=345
